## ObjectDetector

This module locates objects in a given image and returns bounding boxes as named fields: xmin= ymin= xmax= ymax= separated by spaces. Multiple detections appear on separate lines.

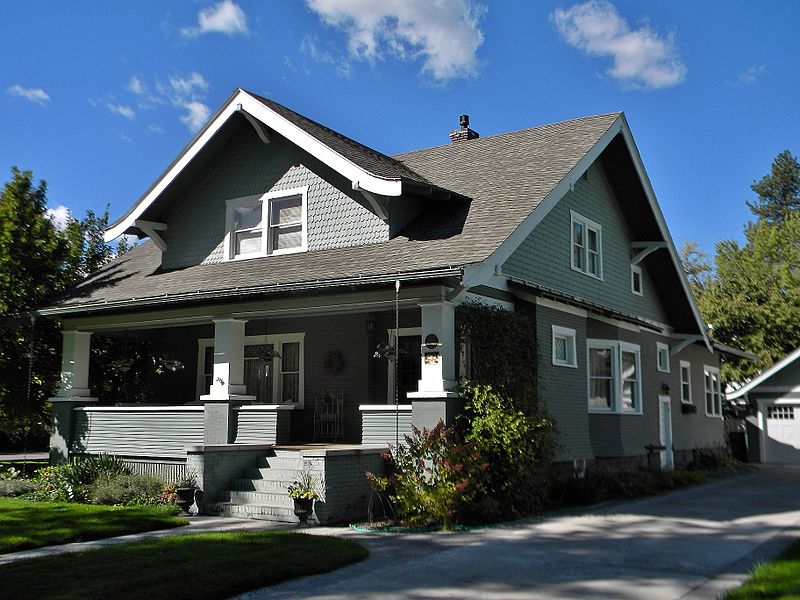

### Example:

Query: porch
xmin=47 ymin=284 xmax=462 ymax=522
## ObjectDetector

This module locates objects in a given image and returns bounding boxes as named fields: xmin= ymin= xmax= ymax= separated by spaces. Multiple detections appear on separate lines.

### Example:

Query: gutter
xmin=35 ymin=266 xmax=464 ymax=317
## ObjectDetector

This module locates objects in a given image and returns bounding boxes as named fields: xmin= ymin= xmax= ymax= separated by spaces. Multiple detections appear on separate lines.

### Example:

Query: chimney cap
xmin=459 ymin=114 xmax=470 ymax=128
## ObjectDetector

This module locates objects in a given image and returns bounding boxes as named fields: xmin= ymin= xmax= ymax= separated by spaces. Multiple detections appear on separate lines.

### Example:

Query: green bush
xmin=30 ymin=454 xmax=132 ymax=503
xmin=0 ymin=479 xmax=36 ymax=497
xmin=88 ymin=473 xmax=167 ymax=506
xmin=456 ymin=383 xmax=557 ymax=517
xmin=368 ymin=422 xmax=489 ymax=528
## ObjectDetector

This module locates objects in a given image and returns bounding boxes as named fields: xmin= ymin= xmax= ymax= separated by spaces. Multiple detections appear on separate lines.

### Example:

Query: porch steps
xmin=205 ymin=449 xmax=308 ymax=523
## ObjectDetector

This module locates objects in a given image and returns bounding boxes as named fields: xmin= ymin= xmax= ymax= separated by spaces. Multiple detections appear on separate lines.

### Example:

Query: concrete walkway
xmin=2 ymin=466 xmax=799 ymax=598
xmin=237 ymin=465 xmax=800 ymax=600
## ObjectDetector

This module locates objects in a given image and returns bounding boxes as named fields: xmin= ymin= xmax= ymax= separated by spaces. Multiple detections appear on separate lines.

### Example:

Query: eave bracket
xmin=631 ymin=241 xmax=668 ymax=265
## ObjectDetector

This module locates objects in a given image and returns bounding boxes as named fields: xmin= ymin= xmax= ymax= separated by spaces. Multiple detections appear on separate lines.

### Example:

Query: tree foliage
xmin=687 ymin=150 xmax=800 ymax=384
xmin=0 ymin=168 xmax=119 ymax=443
xmin=746 ymin=150 xmax=800 ymax=224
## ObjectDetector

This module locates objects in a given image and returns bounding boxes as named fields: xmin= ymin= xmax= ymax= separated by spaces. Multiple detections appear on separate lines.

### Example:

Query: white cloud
xmin=148 ymin=123 xmax=165 ymax=135
xmin=182 ymin=0 xmax=249 ymax=38
xmin=552 ymin=1 xmax=686 ymax=91
xmin=179 ymin=101 xmax=212 ymax=132
xmin=107 ymin=103 xmax=136 ymax=120
xmin=735 ymin=64 xmax=766 ymax=87
xmin=7 ymin=84 xmax=51 ymax=105
xmin=169 ymin=72 xmax=209 ymax=97
xmin=46 ymin=205 xmax=71 ymax=231
xmin=305 ymin=0 xmax=486 ymax=80
xmin=300 ymin=35 xmax=352 ymax=78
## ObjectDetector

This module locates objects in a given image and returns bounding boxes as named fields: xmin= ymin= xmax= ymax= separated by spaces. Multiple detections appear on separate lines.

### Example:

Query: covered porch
xmin=46 ymin=283 xmax=461 ymax=521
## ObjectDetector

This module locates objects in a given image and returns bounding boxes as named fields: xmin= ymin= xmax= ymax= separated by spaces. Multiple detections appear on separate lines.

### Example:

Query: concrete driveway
xmin=238 ymin=465 xmax=800 ymax=600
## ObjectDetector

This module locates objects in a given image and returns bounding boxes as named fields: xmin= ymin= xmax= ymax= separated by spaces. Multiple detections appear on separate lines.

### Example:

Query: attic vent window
xmin=225 ymin=187 xmax=308 ymax=261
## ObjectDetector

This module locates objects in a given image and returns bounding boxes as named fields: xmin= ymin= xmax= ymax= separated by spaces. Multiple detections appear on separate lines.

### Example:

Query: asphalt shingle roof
xmin=43 ymin=110 xmax=621 ymax=314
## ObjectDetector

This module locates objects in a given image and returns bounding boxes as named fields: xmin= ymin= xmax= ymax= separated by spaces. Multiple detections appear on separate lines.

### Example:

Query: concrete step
xmin=255 ymin=455 xmax=306 ymax=470
xmin=230 ymin=478 xmax=295 ymax=493
xmin=243 ymin=467 xmax=302 ymax=482
xmin=206 ymin=501 xmax=309 ymax=523
xmin=221 ymin=490 xmax=294 ymax=507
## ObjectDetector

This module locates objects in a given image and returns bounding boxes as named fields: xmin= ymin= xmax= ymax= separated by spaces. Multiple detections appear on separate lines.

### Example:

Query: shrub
xmin=30 ymin=454 xmax=132 ymax=503
xmin=369 ymin=422 xmax=489 ymax=528
xmin=0 ymin=479 xmax=36 ymax=497
xmin=456 ymin=383 xmax=557 ymax=517
xmin=0 ymin=466 xmax=21 ymax=481
xmin=88 ymin=473 xmax=166 ymax=506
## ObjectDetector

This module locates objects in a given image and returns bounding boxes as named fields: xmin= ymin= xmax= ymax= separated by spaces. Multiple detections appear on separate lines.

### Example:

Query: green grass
xmin=725 ymin=540 xmax=800 ymax=599
xmin=0 ymin=531 xmax=369 ymax=600
xmin=0 ymin=497 xmax=187 ymax=554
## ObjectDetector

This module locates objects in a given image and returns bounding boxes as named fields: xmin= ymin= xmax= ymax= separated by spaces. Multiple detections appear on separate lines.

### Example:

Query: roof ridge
xmin=392 ymin=111 xmax=623 ymax=159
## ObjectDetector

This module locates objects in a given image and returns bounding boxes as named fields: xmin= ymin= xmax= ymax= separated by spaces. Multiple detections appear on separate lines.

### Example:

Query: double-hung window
xmin=588 ymin=340 xmax=641 ymax=413
xmin=656 ymin=342 xmax=670 ymax=373
xmin=226 ymin=188 xmax=307 ymax=260
xmin=571 ymin=211 xmax=602 ymax=279
xmin=680 ymin=360 xmax=692 ymax=404
xmin=704 ymin=366 xmax=722 ymax=417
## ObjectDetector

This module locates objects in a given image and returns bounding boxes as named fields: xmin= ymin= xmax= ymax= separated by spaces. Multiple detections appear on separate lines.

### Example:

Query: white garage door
xmin=764 ymin=404 xmax=800 ymax=464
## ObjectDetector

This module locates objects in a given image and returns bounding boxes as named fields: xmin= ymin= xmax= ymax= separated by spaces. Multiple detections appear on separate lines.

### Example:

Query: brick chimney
xmin=449 ymin=114 xmax=480 ymax=143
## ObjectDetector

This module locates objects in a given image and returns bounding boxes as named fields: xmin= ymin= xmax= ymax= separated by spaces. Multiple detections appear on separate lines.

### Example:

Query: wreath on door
xmin=323 ymin=350 xmax=344 ymax=375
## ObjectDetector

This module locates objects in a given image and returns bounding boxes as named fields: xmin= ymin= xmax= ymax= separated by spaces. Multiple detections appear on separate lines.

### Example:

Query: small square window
xmin=767 ymin=406 xmax=795 ymax=420
xmin=656 ymin=342 xmax=670 ymax=373
xmin=631 ymin=265 xmax=643 ymax=296
xmin=552 ymin=326 xmax=577 ymax=368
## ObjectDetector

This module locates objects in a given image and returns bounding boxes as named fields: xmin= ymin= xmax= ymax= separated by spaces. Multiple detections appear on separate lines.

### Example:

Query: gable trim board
xmin=105 ymin=89 xmax=453 ymax=243
xmin=452 ymin=113 xmax=709 ymax=350
xmin=728 ymin=346 xmax=800 ymax=400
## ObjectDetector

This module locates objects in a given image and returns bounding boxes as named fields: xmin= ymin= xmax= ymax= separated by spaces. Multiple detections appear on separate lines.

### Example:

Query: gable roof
xmin=42 ymin=92 xmax=709 ymax=346
xmin=727 ymin=347 xmax=800 ymax=400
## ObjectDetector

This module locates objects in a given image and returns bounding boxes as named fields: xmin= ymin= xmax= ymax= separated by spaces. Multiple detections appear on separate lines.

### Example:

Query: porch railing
xmin=71 ymin=406 xmax=204 ymax=460
xmin=359 ymin=404 xmax=413 ymax=446
xmin=233 ymin=405 xmax=293 ymax=445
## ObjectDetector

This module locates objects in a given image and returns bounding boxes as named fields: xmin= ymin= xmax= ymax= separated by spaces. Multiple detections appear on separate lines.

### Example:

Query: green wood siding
xmin=161 ymin=126 xmax=389 ymax=270
xmin=503 ymin=162 xmax=668 ymax=324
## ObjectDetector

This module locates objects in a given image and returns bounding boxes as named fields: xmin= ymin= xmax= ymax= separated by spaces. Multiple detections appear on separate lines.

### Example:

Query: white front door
xmin=659 ymin=396 xmax=674 ymax=471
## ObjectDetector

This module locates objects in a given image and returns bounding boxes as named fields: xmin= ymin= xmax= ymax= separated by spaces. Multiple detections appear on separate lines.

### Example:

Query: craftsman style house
xmin=41 ymin=89 xmax=729 ymax=522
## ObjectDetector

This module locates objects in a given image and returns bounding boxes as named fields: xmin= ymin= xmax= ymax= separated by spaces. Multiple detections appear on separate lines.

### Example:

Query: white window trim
xmin=196 ymin=333 xmax=306 ymax=407
xmin=587 ymin=339 xmax=642 ymax=415
xmin=570 ymin=210 xmax=603 ymax=280
xmin=704 ymin=365 xmax=722 ymax=418
xmin=679 ymin=360 xmax=692 ymax=404
xmin=551 ymin=325 xmax=577 ymax=368
xmin=223 ymin=187 xmax=308 ymax=261
xmin=656 ymin=342 xmax=670 ymax=373
xmin=631 ymin=264 xmax=643 ymax=296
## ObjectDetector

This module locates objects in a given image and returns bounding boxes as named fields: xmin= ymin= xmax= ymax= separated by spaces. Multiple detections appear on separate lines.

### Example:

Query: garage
xmin=728 ymin=347 xmax=800 ymax=464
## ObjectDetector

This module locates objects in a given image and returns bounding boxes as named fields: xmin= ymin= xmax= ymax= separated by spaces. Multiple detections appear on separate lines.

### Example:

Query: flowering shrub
xmin=368 ymin=422 xmax=489 ymax=528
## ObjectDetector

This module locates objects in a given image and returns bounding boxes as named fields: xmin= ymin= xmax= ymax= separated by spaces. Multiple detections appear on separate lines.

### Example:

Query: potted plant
xmin=175 ymin=473 xmax=201 ymax=516
xmin=287 ymin=464 xmax=320 ymax=525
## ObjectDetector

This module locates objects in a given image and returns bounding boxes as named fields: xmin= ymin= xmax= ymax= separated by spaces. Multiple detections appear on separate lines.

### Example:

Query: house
xmin=40 ymin=89 xmax=731 ymax=522
xmin=728 ymin=347 xmax=800 ymax=464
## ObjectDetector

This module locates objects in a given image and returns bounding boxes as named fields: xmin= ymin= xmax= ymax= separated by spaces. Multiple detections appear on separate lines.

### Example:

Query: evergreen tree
xmin=746 ymin=150 xmax=800 ymax=223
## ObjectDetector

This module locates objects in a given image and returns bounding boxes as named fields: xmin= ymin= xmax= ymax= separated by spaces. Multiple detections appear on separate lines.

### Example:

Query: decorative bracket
xmin=352 ymin=182 xmax=389 ymax=221
xmin=670 ymin=335 xmax=704 ymax=355
xmin=236 ymin=104 xmax=271 ymax=145
xmin=133 ymin=220 xmax=168 ymax=252
xmin=631 ymin=241 xmax=668 ymax=265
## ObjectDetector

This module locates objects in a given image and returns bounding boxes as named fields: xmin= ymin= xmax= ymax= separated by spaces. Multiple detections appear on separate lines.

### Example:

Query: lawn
xmin=0 ymin=497 xmax=187 ymax=554
xmin=725 ymin=539 xmax=800 ymax=599
xmin=0 ymin=531 xmax=369 ymax=600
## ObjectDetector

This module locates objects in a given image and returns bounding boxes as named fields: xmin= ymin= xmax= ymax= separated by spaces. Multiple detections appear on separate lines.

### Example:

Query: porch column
xmin=200 ymin=318 xmax=254 ymax=401
xmin=408 ymin=301 xmax=461 ymax=430
xmin=50 ymin=330 xmax=97 ymax=464
xmin=200 ymin=318 xmax=254 ymax=445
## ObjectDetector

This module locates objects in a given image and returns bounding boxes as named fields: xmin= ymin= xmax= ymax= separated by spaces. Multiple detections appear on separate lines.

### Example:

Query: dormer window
xmin=225 ymin=187 xmax=307 ymax=260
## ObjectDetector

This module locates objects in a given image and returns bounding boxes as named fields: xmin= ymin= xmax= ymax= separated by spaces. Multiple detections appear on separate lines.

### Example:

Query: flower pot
xmin=176 ymin=487 xmax=199 ymax=516
xmin=293 ymin=497 xmax=314 ymax=524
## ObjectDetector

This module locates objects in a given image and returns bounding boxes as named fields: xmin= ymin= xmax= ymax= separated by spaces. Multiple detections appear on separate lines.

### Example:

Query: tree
xmin=698 ymin=216 xmax=800 ymax=382
xmin=746 ymin=150 xmax=800 ymax=224
xmin=679 ymin=240 xmax=712 ymax=298
xmin=0 ymin=168 xmax=118 ymax=445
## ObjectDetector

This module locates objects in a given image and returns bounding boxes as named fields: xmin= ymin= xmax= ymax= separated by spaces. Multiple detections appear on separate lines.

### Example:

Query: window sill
xmin=570 ymin=265 xmax=603 ymax=281
xmin=552 ymin=361 xmax=578 ymax=368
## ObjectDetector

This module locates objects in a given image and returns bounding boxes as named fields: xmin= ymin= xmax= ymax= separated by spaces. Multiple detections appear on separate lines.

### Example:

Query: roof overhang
xmin=727 ymin=346 xmax=800 ymax=400
xmin=105 ymin=88 xmax=413 ymax=243
xmin=459 ymin=113 xmax=712 ymax=351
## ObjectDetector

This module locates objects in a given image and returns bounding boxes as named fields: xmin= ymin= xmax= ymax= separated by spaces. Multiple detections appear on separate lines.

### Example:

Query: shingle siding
xmin=503 ymin=162 xmax=667 ymax=324
xmin=160 ymin=127 xmax=388 ymax=270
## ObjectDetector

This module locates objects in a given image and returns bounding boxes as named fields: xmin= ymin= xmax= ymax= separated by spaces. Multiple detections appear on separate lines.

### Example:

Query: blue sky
xmin=1 ymin=1 xmax=797 ymax=256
